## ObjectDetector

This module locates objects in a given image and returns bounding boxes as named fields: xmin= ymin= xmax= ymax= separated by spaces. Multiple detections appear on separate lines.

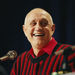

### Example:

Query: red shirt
xmin=10 ymin=38 xmax=75 ymax=75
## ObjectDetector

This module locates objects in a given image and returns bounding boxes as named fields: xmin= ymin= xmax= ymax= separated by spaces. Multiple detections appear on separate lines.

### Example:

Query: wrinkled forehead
xmin=27 ymin=13 xmax=49 ymax=22
xmin=24 ymin=9 xmax=53 ymax=25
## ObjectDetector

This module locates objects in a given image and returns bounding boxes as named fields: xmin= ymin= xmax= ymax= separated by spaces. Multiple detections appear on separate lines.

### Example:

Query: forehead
xmin=25 ymin=12 xmax=51 ymax=23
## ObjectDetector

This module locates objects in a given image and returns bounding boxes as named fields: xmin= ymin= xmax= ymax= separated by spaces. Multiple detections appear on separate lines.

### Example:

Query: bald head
xmin=24 ymin=8 xmax=54 ymax=26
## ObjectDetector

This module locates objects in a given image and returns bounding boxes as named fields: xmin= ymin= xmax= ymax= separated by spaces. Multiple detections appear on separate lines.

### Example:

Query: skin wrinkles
xmin=23 ymin=8 xmax=55 ymax=56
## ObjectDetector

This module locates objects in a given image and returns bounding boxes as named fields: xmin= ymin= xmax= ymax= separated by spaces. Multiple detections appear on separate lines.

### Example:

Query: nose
xmin=35 ymin=22 xmax=43 ymax=31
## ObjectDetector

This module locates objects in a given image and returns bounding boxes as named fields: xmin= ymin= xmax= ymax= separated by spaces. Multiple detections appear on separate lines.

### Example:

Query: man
xmin=10 ymin=8 xmax=75 ymax=75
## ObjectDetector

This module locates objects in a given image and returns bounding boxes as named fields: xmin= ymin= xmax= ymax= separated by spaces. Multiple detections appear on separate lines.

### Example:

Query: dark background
xmin=0 ymin=0 xmax=74 ymax=74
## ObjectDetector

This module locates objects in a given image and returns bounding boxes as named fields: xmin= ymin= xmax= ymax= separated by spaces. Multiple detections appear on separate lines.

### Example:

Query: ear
xmin=51 ymin=24 xmax=55 ymax=32
xmin=51 ymin=24 xmax=55 ymax=35
xmin=22 ymin=25 xmax=27 ymax=36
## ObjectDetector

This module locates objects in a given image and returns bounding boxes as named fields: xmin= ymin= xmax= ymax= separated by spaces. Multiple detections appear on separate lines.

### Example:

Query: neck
xmin=32 ymin=46 xmax=42 ymax=56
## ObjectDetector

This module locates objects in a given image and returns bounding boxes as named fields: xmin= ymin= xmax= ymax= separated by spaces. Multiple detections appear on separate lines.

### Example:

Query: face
xmin=23 ymin=11 xmax=55 ymax=48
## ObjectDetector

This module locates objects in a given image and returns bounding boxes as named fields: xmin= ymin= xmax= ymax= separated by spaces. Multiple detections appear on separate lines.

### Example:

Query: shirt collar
xmin=29 ymin=37 xmax=57 ymax=57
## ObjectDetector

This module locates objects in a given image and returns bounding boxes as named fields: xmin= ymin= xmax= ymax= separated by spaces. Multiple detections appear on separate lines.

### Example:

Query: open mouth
xmin=33 ymin=34 xmax=45 ymax=37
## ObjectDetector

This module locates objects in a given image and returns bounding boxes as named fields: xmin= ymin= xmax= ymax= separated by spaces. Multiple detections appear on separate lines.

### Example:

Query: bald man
xmin=10 ymin=8 xmax=75 ymax=75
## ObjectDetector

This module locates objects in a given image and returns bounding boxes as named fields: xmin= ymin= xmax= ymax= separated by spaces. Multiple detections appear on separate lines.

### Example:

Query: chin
xmin=33 ymin=40 xmax=46 ymax=47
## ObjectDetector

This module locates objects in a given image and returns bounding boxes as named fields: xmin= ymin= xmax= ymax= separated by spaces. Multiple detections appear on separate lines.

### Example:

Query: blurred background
xmin=0 ymin=0 xmax=74 ymax=74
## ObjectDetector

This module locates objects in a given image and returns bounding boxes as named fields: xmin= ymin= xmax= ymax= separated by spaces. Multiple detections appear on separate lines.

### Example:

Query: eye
xmin=39 ymin=18 xmax=48 ymax=27
xmin=30 ymin=20 xmax=36 ymax=26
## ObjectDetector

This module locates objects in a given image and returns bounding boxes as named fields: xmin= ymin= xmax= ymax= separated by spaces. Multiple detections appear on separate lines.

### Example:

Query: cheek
xmin=45 ymin=28 xmax=52 ymax=38
xmin=27 ymin=27 xmax=34 ymax=37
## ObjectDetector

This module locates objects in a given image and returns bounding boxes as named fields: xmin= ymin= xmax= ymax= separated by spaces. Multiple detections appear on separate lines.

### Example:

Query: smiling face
xmin=23 ymin=8 xmax=55 ymax=49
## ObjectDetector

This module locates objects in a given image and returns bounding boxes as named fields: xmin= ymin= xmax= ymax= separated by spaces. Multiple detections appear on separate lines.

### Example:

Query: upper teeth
xmin=33 ymin=34 xmax=44 ymax=36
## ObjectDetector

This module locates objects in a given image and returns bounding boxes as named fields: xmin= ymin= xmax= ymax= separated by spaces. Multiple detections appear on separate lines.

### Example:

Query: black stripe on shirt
xmin=44 ymin=55 xmax=53 ymax=75
xmin=24 ymin=54 xmax=31 ymax=75
xmin=40 ymin=59 xmax=46 ymax=75
xmin=18 ymin=56 xmax=21 ymax=75
xmin=49 ymin=55 xmax=58 ymax=74
xmin=21 ymin=52 xmax=28 ymax=75
xmin=14 ymin=62 xmax=17 ymax=75
xmin=36 ymin=63 xmax=40 ymax=75
xmin=56 ymin=54 xmax=62 ymax=71
xmin=31 ymin=63 xmax=34 ymax=75
xmin=52 ymin=43 xmax=62 ymax=54
xmin=28 ymin=62 xmax=32 ymax=75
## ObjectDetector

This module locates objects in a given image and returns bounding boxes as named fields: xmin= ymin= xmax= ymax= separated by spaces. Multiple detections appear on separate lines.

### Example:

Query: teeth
xmin=33 ymin=34 xmax=44 ymax=36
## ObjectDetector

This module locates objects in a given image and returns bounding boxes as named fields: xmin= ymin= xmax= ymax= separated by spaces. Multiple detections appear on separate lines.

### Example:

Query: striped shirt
xmin=10 ymin=38 xmax=75 ymax=75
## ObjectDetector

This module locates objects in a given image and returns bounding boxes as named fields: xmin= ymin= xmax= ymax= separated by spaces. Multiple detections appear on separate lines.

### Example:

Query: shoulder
xmin=57 ymin=43 xmax=71 ymax=50
xmin=56 ymin=43 xmax=75 ymax=62
xmin=54 ymin=43 xmax=71 ymax=52
xmin=54 ymin=43 xmax=73 ymax=55
xmin=63 ymin=45 xmax=75 ymax=60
